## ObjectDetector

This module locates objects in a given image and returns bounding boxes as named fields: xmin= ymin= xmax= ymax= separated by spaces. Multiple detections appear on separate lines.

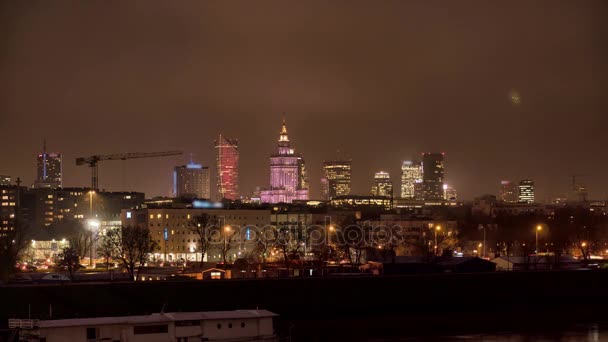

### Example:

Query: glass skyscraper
xmin=173 ymin=162 xmax=210 ymax=199
xmin=215 ymin=134 xmax=239 ymax=200
xmin=371 ymin=171 xmax=393 ymax=197
xmin=518 ymin=179 xmax=535 ymax=203
xmin=321 ymin=159 xmax=352 ymax=200
xmin=35 ymin=140 xmax=62 ymax=189
xmin=400 ymin=160 xmax=422 ymax=199
xmin=421 ymin=153 xmax=444 ymax=200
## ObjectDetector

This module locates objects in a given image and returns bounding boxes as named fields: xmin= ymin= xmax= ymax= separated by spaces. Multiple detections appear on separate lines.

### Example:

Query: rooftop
xmin=38 ymin=310 xmax=277 ymax=329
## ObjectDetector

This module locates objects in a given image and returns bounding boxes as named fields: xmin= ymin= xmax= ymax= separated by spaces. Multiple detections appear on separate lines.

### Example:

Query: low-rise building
xmin=122 ymin=208 xmax=271 ymax=263
xmin=13 ymin=310 xmax=278 ymax=342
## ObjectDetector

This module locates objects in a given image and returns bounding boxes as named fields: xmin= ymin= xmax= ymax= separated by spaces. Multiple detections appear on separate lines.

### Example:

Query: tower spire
xmin=280 ymin=113 xmax=287 ymax=135
xmin=43 ymin=138 xmax=47 ymax=154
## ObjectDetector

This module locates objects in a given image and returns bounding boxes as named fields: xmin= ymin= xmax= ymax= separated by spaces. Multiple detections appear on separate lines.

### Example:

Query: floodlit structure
xmin=371 ymin=171 xmax=393 ymax=197
xmin=518 ymin=179 xmax=535 ymax=203
xmin=34 ymin=140 xmax=62 ymax=189
xmin=321 ymin=159 xmax=352 ymax=200
xmin=260 ymin=118 xmax=309 ymax=203
xmin=400 ymin=161 xmax=422 ymax=199
xmin=215 ymin=134 xmax=239 ymax=200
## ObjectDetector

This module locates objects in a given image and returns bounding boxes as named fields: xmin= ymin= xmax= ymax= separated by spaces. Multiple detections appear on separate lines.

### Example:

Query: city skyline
xmin=1 ymin=1 xmax=606 ymax=201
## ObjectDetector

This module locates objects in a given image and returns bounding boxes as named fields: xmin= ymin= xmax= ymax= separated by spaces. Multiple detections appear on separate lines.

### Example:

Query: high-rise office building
xmin=173 ymin=162 xmax=210 ymax=199
xmin=400 ymin=161 xmax=422 ymax=199
xmin=0 ymin=175 xmax=10 ymax=186
xmin=321 ymin=159 xmax=352 ymax=200
xmin=499 ymin=180 xmax=518 ymax=203
xmin=371 ymin=171 xmax=393 ymax=197
xmin=215 ymin=134 xmax=239 ymax=200
xmin=34 ymin=140 xmax=62 ymax=189
xmin=260 ymin=118 xmax=309 ymax=203
xmin=518 ymin=179 xmax=535 ymax=203
xmin=421 ymin=153 xmax=444 ymax=200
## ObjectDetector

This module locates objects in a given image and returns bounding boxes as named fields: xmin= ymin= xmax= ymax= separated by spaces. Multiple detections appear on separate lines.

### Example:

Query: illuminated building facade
xmin=0 ymin=175 xmax=10 ymax=186
xmin=443 ymin=184 xmax=457 ymax=201
xmin=215 ymin=135 xmax=239 ymax=200
xmin=371 ymin=171 xmax=393 ymax=197
xmin=518 ymin=179 xmax=535 ymax=203
xmin=121 ymin=208 xmax=270 ymax=262
xmin=34 ymin=140 xmax=62 ymax=189
xmin=321 ymin=159 xmax=352 ymax=200
xmin=400 ymin=161 xmax=422 ymax=199
xmin=260 ymin=118 xmax=309 ymax=203
xmin=330 ymin=195 xmax=392 ymax=210
xmin=499 ymin=180 xmax=518 ymax=203
xmin=421 ymin=153 xmax=444 ymax=200
xmin=173 ymin=162 xmax=210 ymax=199
xmin=0 ymin=185 xmax=21 ymax=237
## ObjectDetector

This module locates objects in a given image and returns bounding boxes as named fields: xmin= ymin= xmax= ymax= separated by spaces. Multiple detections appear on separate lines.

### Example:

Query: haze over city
xmin=1 ymin=0 xmax=607 ymax=200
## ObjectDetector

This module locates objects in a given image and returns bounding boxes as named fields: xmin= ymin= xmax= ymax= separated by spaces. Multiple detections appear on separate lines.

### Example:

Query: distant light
xmin=87 ymin=219 xmax=100 ymax=229
xmin=186 ymin=163 xmax=202 ymax=169
xmin=192 ymin=200 xmax=223 ymax=209
xmin=510 ymin=90 xmax=522 ymax=105
xmin=126 ymin=211 xmax=132 ymax=219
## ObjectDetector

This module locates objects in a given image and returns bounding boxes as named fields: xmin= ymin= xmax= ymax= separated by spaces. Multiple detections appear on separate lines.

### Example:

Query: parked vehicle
xmin=38 ymin=273 xmax=70 ymax=283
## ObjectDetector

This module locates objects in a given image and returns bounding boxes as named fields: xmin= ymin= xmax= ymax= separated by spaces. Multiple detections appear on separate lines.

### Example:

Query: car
xmin=8 ymin=274 xmax=33 ymax=284
xmin=38 ymin=273 xmax=70 ymax=283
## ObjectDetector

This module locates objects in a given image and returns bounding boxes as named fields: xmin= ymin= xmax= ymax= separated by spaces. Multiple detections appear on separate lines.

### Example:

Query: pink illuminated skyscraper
xmin=261 ymin=117 xmax=309 ymax=203
xmin=215 ymin=134 xmax=239 ymax=200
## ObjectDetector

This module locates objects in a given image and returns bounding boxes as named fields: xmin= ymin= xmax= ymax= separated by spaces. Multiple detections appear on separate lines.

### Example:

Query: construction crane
xmin=76 ymin=151 xmax=183 ymax=190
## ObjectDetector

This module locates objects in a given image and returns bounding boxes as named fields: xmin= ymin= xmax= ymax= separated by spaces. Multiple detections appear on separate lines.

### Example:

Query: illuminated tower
xmin=34 ymin=140 xmax=62 ymax=189
xmin=421 ymin=153 xmax=444 ymax=200
xmin=215 ymin=135 xmax=239 ymax=200
xmin=371 ymin=171 xmax=393 ymax=197
xmin=173 ymin=162 xmax=210 ymax=199
xmin=321 ymin=159 xmax=352 ymax=200
xmin=260 ymin=117 xmax=309 ymax=203
xmin=518 ymin=179 xmax=535 ymax=203
xmin=400 ymin=160 xmax=422 ymax=199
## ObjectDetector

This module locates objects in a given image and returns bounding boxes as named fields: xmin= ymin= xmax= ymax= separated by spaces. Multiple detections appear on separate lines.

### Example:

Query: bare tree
xmin=97 ymin=233 xmax=116 ymax=280
xmin=249 ymin=225 xmax=276 ymax=268
xmin=57 ymin=246 xmax=80 ymax=281
xmin=186 ymin=214 xmax=216 ymax=267
xmin=108 ymin=226 xmax=157 ymax=281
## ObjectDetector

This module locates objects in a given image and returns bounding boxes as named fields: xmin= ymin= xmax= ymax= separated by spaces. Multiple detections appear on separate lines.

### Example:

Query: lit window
xmin=126 ymin=212 xmax=132 ymax=219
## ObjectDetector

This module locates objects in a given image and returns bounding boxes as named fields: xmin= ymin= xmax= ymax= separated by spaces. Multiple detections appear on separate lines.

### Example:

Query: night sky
xmin=1 ymin=1 xmax=607 ymax=201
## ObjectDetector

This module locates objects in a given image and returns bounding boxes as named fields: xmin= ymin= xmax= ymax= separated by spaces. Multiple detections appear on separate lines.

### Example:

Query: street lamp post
xmin=224 ymin=225 xmax=231 ymax=268
xmin=87 ymin=219 xmax=100 ymax=266
xmin=434 ymin=225 xmax=441 ymax=256
xmin=535 ymin=225 xmax=542 ymax=254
